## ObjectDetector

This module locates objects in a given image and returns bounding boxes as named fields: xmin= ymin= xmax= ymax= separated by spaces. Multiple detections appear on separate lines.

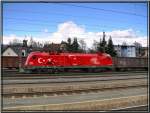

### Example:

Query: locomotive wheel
xmin=88 ymin=68 xmax=94 ymax=73
xmin=64 ymin=68 xmax=69 ymax=72
xmin=54 ymin=69 xmax=59 ymax=73
xmin=81 ymin=68 xmax=88 ymax=72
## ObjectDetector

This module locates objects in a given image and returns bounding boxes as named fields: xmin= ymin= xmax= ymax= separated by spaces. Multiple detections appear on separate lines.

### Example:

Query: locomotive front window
xmin=32 ymin=55 xmax=36 ymax=59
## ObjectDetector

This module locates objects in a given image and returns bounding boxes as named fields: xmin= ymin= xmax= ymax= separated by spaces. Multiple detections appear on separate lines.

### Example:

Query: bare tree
xmin=79 ymin=39 xmax=86 ymax=52
xmin=92 ymin=40 xmax=98 ymax=51
xmin=9 ymin=38 xmax=22 ymax=46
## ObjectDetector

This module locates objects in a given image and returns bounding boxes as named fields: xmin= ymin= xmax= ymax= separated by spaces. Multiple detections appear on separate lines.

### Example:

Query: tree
xmin=97 ymin=38 xmax=103 ymax=52
xmin=9 ymin=38 xmax=22 ymax=46
xmin=122 ymin=41 xmax=127 ymax=46
xmin=23 ymin=40 xmax=28 ymax=47
xmin=97 ymin=32 xmax=107 ymax=53
xmin=106 ymin=36 xmax=117 ymax=57
xmin=43 ymin=42 xmax=51 ymax=52
xmin=29 ymin=37 xmax=34 ymax=48
xmin=87 ymin=48 xmax=95 ymax=53
xmin=71 ymin=37 xmax=79 ymax=53
xmin=134 ymin=41 xmax=142 ymax=57
xmin=79 ymin=39 xmax=86 ymax=53
xmin=66 ymin=38 xmax=72 ymax=52
xmin=28 ymin=36 xmax=40 ymax=48
xmin=92 ymin=40 xmax=98 ymax=52
xmin=101 ymin=32 xmax=107 ymax=52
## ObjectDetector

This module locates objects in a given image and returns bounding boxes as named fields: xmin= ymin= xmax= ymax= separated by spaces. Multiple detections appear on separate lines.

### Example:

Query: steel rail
xmin=2 ymin=72 xmax=148 ymax=80
xmin=3 ymin=76 xmax=147 ymax=85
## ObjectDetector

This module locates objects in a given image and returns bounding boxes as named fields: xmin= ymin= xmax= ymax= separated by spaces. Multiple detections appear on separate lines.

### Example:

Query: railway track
xmin=3 ymin=86 xmax=147 ymax=111
xmin=3 ymin=74 xmax=147 ymax=85
xmin=2 ymin=71 xmax=147 ymax=111
xmin=3 ymin=78 xmax=147 ymax=98
xmin=2 ymin=70 xmax=148 ymax=77
xmin=2 ymin=71 xmax=148 ymax=80
xmin=3 ymin=85 xmax=146 ymax=99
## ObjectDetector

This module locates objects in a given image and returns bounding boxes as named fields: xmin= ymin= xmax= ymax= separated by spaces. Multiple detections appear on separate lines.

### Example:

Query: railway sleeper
xmin=3 ymin=85 xmax=146 ymax=99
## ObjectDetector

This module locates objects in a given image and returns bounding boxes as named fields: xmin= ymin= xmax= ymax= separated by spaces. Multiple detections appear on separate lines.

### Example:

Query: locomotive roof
xmin=28 ymin=51 xmax=110 ymax=57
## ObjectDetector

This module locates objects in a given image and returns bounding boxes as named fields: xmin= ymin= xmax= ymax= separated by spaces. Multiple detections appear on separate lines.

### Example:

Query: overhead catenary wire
xmin=4 ymin=19 xmax=145 ymax=34
xmin=54 ymin=3 xmax=147 ymax=18
xmin=4 ymin=28 xmax=104 ymax=35
xmin=5 ymin=18 xmax=125 ymax=30
xmin=3 ymin=4 xmax=147 ymax=37
xmin=4 ymin=8 xmax=145 ymax=25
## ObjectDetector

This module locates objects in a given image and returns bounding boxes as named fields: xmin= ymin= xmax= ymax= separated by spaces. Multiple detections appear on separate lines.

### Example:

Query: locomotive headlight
xmin=106 ymin=54 xmax=111 ymax=57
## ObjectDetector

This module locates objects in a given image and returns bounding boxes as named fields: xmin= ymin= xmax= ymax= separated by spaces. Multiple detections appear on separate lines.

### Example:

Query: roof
xmin=142 ymin=47 xmax=148 ymax=50
xmin=2 ymin=45 xmax=30 ymax=55
xmin=2 ymin=43 xmax=61 ymax=55
xmin=114 ymin=45 xmax=135 ymax=47
xmin=1 ymin=44 xmax=8 ymax=53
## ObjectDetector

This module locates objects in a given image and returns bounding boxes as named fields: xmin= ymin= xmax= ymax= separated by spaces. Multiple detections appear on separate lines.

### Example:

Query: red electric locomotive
xmin=24 ymin=51 xmax=113 ymax=73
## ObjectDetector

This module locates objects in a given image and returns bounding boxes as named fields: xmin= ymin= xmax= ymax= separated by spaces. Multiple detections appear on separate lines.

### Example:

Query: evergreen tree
xmin=71 ymin=37 xmax=79 ymax=53
xmin=66 ymin=38 xmax=72 ymax=52
xmin=97 ymin=32 xmax=107 ymax=53
xmin=101 ymin=32 xmax=107 ymax=52
xmin=23 ymin=40 xmax=28 ymax=47
xmin=106 ymin=36 xmax=117 ymax=57
xmin=60 ymin=41 xmax=67 ymax=52
xmin=97 ymin=38 xmax=104 ymax=52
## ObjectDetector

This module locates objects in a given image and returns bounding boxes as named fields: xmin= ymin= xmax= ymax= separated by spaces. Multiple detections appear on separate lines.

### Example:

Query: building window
xmin=22 ymin=52 xmax=25 ymax=56
xmin=22 ymin=50 xmax=26 ymax=56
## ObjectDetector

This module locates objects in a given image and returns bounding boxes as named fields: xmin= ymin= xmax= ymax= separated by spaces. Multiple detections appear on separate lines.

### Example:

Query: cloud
xmin=3 ymin=21 xmax=148 ymax=48
xmin=2 ymin=34 xmax=23 ymax=44
xmin=48 ymin=21 xmax=85 ymax=43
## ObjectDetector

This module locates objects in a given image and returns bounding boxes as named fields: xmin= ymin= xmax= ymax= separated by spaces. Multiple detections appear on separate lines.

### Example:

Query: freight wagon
xmin=112 ymin=57 xmax=148 ymax=71
xmin=2 ymin=56 xmax=26 ymax=69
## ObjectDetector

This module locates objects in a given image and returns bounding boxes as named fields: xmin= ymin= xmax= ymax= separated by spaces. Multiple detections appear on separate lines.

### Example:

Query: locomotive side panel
xmin=25 ymin=52 xmax=113 ymax=69
xmin=66 ymin=54 xmax=112 ymax=67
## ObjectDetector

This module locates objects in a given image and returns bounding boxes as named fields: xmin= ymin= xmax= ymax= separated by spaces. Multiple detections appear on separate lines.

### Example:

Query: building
xmin=114 ymin=45 xmax=136 ymax=57
xmin=2 ymin=45 xmax=28 ymax=57
xmin=141 ymin=47 xmax=148 ymax=57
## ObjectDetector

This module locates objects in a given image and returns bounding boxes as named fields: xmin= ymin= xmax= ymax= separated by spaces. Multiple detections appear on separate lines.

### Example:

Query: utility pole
xmin=19 ymin=47 xmax=23 ymax=72
xmin=19 ymin=37 xmax=26 ymax=73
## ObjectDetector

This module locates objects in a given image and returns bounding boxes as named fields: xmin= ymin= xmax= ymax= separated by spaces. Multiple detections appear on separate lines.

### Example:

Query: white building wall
xmin=114 ymin=46 xmax=121 ymax=57
xmin=127 ymin=47 xmax=136 ymax=57
xmin=2 ymin=48 xmax=18 ymax=56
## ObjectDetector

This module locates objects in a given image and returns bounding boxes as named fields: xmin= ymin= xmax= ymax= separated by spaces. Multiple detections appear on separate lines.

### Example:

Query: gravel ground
xmin=3 ymin=87 xmax=147 ymax=108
